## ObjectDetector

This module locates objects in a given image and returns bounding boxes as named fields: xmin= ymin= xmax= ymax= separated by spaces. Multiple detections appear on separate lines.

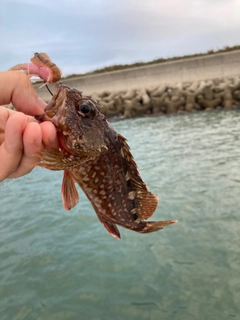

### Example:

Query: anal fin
xmin=101 ymin=219 xmax=121 ymax=240
xmin=62 ymin=169 xmax=79 ymax=210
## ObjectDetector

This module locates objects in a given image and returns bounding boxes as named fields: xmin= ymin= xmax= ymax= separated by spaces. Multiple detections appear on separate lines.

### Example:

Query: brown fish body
xmin=37 ymin=83 xmax=176 ymax=239
xmin=68 ymin=132 xmax=159 ymax=239
xmin=8 ymin=52 xmax=177 ymax=238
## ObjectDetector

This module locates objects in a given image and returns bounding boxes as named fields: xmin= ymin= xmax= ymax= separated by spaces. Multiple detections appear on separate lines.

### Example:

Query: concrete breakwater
xmin=33 ymin=50 xmax=240 ymax=118
xmin=92 ymin=76 xmax=240 ymax=118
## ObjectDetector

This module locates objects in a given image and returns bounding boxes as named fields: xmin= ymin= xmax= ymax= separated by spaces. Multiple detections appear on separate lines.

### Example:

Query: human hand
xmin=0 ymin=71 xmax=58 ymax=182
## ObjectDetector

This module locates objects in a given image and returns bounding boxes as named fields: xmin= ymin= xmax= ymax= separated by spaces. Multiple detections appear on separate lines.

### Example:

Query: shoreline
xmin=30 ymin=50 xmax=240 ymax=119
xmin=94 ymin=76 xmax=240 ymax=119
xmin=4 ymin=50 xmax=240 ymax=118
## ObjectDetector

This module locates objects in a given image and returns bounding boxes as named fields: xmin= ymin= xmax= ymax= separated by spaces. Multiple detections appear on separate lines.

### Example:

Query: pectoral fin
xmin=34 ymin=147 xmax=89 ymax=170
xmin=34 ymin=148 xmax=70 ymax=170
xmin=62 ymin=170 xmax=79 ymax=210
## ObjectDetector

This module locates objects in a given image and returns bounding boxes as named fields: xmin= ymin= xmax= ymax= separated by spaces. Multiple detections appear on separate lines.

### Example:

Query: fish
xmin=10 ymin=53 xmax=177 ymax=239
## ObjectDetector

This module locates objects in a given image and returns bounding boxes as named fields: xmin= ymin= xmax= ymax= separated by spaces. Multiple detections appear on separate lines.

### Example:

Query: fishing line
xmin=45 ymin=84 xmax=53 ymax=96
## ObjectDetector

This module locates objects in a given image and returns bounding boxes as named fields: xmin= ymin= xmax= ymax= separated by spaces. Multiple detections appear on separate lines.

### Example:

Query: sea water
xmin=0 ymin=110 xmax=240 ymax=320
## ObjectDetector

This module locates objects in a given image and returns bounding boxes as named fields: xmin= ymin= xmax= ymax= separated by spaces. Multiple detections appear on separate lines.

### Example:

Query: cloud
xmin=1 ymin=0 xmax=240 ymax=75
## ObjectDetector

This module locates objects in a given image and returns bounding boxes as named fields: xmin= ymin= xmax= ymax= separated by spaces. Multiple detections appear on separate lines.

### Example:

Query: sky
xmin=1 ymin=0 xmax=240 ymax=76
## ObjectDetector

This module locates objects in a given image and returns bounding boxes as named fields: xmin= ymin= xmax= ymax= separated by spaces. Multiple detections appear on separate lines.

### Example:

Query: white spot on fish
xmin=128 ymin=191 xmax=136 ymax=200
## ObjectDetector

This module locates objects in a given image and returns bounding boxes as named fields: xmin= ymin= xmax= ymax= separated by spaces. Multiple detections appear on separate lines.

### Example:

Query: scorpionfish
xmin=10 ymin=53 xmax=177 ymax=239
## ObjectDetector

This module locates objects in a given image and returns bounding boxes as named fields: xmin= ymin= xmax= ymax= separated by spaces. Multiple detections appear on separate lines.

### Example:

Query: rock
xmin=202 ymin=81 xmax=214 ymax=100
xmin=185 ymin=93 xmax=196 ymax=111
xmin=151 ymin=93 xmax=168 ymax=114
xmin=146 ymin=86 xmax=158 ymax=95
xmin=213 ymin=82 xmax=226 ymax=93
xmin=212 ymin=78 xmax=222 ymax=86
xmin=99 ymin=100 xmax=119 ymax=118
xmin=213 ymin=92 xmax=223 ymax=100
xmin=169 ymin=83 xmax=184 ymax=100
xmin=142 ymin=93 xmax=151 ymax=105
xmin=165 ymin=98 xmax=177 ymax=113
xmin=197 ymin=95 xmax=221 ymax=109
xmin=149 ymin=85 xmax=167 ymax=97
xmin=114 ymin=96 xmax=124 ymax=115
xmin=233 ymin=90 xmax=240 ymax=101
xmin=102 ymin=91 xmax=118 ymax=102
xmin=187 ymin=81 xmax=200 ymax=93
xmin=98 ymin=90 xmax=112 ymax=98
xmin=121 ymin=89 xmax=136 ymax=100
xmin=80 ymin=76 xmax=240 ymax=119
xmin=222 ymin=87 xmax=233 ymax=108
xmin=231 ymin=77 xmax=240 ymax=91
xmin=123 ymin=97 xmax=142 ymax=118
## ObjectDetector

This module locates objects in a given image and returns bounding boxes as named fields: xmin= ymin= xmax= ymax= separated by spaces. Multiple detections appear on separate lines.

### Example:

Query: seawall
xmin=34 ymin=50 xmax=240 ymax=118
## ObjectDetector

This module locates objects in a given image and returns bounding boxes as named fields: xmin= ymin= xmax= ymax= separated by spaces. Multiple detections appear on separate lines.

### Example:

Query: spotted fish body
xmin=36 ymin=83 xmax=176 ymax=239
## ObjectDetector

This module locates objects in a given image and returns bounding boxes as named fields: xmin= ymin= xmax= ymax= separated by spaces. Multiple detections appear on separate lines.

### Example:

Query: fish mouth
xmin=42 ymin=83 xmax=83 ymax=156
xmin=34 ymin=82 xmax=66 ymax=123
xmin=44 ymin=82 xmax=65 ymax=119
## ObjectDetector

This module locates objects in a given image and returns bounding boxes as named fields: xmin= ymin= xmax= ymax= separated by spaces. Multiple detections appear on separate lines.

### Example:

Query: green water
xmin=1 ymin=110 xmax=240 ymax=320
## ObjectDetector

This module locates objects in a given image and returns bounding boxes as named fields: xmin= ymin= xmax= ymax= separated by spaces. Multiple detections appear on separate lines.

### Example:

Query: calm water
xmin=1 ymin=110 xmax=240 ymax=320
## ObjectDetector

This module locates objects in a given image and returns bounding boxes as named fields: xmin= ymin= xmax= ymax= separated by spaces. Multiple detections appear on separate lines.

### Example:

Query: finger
xmin=8 ymin=121 xmax=59 ymax=179
xmin=0 ymin=71 xmax=46 ymax=115
xmin=23 ymin=122 xmax=42 ymax=159
xmin=0 ymin=106 xmax=36 ymax=144
xmin=7 ymin=122 xmax=44 ymax=178
xmin=40 ymin=121 xmax=59 ymax=148
xmin=0 ymin=107 xmax=16 ymax=132
xmin=0 ymin=108 xmax=14 ymax=144
xmin=0 ymin=112 xmax=27 ymax=182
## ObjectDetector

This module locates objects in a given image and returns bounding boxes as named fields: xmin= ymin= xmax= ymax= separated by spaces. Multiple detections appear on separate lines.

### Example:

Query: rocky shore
xmin=92 ymin=76 xmax=240 ymax=118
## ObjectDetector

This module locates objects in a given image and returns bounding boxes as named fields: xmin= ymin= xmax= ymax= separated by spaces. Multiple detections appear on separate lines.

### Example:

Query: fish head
xmin=44 ymin=83 xmax=109 ymax=157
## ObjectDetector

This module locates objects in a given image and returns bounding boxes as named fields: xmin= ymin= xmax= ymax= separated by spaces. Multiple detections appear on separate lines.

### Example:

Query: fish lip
xmin=54 ymin=81 xmax=63 ymax=90
xmin=44 ymin=82 xmax=66 ymax=118
xmin=34 ymin=82 xmax=65 ymax=123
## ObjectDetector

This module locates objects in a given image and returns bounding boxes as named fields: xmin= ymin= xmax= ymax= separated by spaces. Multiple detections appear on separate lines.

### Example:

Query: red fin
xmin=34 ymin=147 xmax=91 ymax=170
xmin=130 ymin=220 xmax=177 ymax=234
xmin=100 ymin=218 xmax=121 ymax=240
xmin=62 ymin=170 xmax=79 ymax=210
xmin=132 ymin=191 xmax=159 ymax=221
xmin=34 ymin=148 xmax=67 ymax=170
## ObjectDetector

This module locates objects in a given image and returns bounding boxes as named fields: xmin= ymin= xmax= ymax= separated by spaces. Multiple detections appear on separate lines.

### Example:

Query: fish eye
xmin=77 ymin=101 xmax=90 ymax=115
xmin=80 ymin=104 xmax=89 ymax=114
xmin=77 ymin=99 xmax=96 ymax=118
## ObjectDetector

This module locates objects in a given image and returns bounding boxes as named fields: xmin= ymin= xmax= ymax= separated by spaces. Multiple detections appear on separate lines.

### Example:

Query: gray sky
xmin=1 ymin=0 xmax=240 ymax=76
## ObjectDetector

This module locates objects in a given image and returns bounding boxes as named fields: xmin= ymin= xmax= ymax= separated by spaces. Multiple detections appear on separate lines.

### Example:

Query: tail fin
xmin=130 ymin=219 xmax=177 ymax=234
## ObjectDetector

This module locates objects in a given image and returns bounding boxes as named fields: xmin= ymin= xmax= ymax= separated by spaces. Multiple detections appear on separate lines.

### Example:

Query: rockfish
xmin=10 ymin=53 xmax=177 ymax=239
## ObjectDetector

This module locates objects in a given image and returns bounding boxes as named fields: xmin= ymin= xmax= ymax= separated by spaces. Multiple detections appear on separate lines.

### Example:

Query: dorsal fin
xmin=118 ymin=134 xmax=159 ymax=220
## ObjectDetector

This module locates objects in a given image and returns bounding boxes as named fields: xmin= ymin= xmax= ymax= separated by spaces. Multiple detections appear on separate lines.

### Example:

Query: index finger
xmin=0 ymin=71 xmax=46 ymax=115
